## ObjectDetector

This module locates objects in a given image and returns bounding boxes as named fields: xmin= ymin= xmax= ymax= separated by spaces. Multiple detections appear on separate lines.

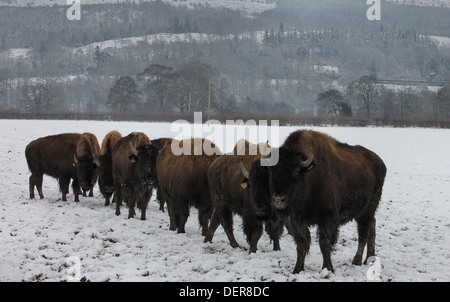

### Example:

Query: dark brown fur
xmin=98 ymin=131 xmax=122 ymax=206
xmin=156 ymin=138 xmax=221 ymax=235
xmin=76 ymin=132 xmax=100 ymax=197
xmin=146 ymin=137 xmax=173 ymax=212
xmin=112 ymin=132 xmax=153 ymax=220
xmin=25 ymin=133 xmax=96 ymax=202
xmin=261 ymin=130 xmax=386 ymax=273
xmin=204 ymin=149 xmax=284 ymax=253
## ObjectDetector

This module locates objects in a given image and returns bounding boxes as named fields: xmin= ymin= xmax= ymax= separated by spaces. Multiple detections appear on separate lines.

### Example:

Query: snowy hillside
xmin=386 ymin=0 xmax=450 ymax=7
xmin=1 ymin=119 xmax=450 ymax=282
xmin=0 ymin=0 xmax=278 ymax=14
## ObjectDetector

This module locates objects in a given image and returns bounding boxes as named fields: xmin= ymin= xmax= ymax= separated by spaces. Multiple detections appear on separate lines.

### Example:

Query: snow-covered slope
xmin=386 ymin=0 xmax=450 ymax=8
xmin=0 ymin=0 xmax=278 ymax=14
xmin=1 ymin=119 xmax=450 ymax=282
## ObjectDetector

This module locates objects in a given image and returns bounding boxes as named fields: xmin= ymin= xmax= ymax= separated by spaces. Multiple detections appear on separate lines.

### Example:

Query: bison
xmin=25 ymin=133 xmax=100 ymax=202
xmin=75 ymin=132 xmax=100 ymax=198
xmin=146 ymin=137 xmax=173 ymax=212
xmin=156 ymin=138 xmax=222 ymax=235
xmin=98 ymin=131 xmax=122 ymax=206
xmin=111 ymin=132 xmax=154 ymax=220
xmin=204 ymin=140 xmax=285 ymax=253
xmin=246 ymin=130 xmax=386 ymax=273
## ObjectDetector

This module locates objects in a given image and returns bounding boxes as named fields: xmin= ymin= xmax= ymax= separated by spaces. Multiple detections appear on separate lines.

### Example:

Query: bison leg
xmin=88 ymin=187 xmax=94 ymax=197
xmin=353 ymin=216 xmax=376 ymax=266
xmin=29 ymin=175 xmax=35 ymax=199
xmin=71 ymin=178 xmax=81 ymax=202
xmin=138 ymin=189 xmax=152 ymax=221
xmin=59 ymin=176 xmax=71 ymax=201
xmin=265 ymin=217 xmax=285 ymax=251
xmin=113 ymin=181 xmax=123 ymax=216
xmin=204 ymin=209 xmax=221 ymax=244
xmin=126 ymin=192 xmax=136 ymax=219
xmin=291 ymin=220 xmax=311 ymax=274
xmin=365 ymin=218 xmax=376 ymax=264
xmin=29 ymin=174 xmax=44 ymax=199
xmin=105 ymin=196 xmax=110 ymax=207
xmin=220 ymin=207 xmax=239 ymax=248
xmin=318 ymin=221 xmax=339 ymax=272
xmin=198 ymin=204 xmax=213 ymax=237
xmin=243 ymin=213 xmax=263 ymax=253
xmin=156 ymin=186 xmax=165 ymax=213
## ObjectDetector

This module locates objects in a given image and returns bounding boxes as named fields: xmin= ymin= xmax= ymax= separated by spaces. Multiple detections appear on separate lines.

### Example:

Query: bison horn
xmin=300 ymin=154 xmax=314 ymax=168
xmin=73 ymin=154 xmax=79 ymax=165
xmin=239 ymin=160 xmax=250 ymax=179
xmin=129 ymin=142 xmax=138 ymax=156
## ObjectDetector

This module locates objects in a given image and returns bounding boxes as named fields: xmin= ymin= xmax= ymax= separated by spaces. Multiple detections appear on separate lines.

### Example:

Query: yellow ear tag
xmin=73 ymin=163 xmax=77 ymax=167
xmin=241 ymin=182 xmax=248 ymax=189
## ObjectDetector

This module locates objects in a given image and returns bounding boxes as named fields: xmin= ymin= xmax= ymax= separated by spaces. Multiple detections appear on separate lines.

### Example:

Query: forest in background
xmin=0 ymin=0 xmax=449 ymax=125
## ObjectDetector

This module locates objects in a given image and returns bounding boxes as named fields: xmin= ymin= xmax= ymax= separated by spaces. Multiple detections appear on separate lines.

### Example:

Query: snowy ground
xmin=0 ymin=119 xmax=450 ymax=282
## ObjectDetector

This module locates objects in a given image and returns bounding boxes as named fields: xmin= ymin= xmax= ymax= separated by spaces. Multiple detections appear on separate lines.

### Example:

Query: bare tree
xmin=316 ymin=89 xmax=351 ymax=116
xmin=106 ymin=76 xmax=141 ymax=112
xmin=347 ymin=76 xmax=378 ymax=118
xmin=137 ymin=64 xmax=178 ymax=112
xmin=20 ymin=80 xmax=61 ymax=113
xmin=437 ymin=82 xmax=450 ymax=118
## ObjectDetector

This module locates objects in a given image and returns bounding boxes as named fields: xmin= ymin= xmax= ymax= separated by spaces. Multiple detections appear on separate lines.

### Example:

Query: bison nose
xmin=272 ymin=194 xmax=288 ymax=210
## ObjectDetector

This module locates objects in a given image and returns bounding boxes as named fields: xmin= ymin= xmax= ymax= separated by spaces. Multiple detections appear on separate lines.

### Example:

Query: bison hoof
xmin=352 ymin=255 xmax=363 ymax=266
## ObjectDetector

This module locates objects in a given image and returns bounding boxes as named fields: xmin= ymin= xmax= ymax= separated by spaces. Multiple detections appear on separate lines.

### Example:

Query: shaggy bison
xmin=75 ymin=132 xmax=100 ymax=198
xmin=98 ymin=131 xmax=122 ymax=206
xmin=247 ymin=130 xmax=386 ymax=273
xmin=205 ymin=140 xmax=285 ymax=253
xmin=111 ymin=132 xmax=154 ymax=220
xmin=156 ymin=138 xmax=222 ymax=235
xmin=25 ymin=133 xmax=100 ymax=202
xmin=145 ymin=137 xmax=173 ymax=212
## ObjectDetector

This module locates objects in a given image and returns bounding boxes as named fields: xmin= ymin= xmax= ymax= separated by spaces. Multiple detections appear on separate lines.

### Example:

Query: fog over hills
xmin=0 ymin=0 xmax=449 ymax=119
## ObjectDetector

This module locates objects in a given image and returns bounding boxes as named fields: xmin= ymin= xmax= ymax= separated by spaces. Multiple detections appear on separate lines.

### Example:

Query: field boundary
xmin=1 ymin=110 xmax=450 ymax=128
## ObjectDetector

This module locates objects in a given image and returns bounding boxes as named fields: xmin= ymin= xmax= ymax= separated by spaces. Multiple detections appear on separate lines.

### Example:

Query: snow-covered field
xmin=1 ymin=119 xmax=450 ymax=282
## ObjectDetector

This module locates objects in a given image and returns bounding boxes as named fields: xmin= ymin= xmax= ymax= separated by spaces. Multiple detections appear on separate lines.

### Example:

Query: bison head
xmin=240 ymin=159 xmax=272 ymax=218
xmin=128 ymin=143 xmax=160 ymax=186
xmin=262 ymin=147 xmax=315 ymax=213
xmin=73 ymin=153 xmax=100 ymax=192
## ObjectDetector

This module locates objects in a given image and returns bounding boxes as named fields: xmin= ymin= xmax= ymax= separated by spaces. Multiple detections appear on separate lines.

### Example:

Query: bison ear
xmin=128 ymin=154 xmax=138 ymax=163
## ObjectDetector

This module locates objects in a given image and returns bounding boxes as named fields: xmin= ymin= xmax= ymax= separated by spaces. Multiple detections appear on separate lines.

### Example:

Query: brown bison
xmin=205 ymin=140 xmax=284 ymax=253
xmin=75 ymin=132 xmax=100 ymax=197
xmin=25 ymin=133 xmax=100 ymax=202
xmin=112 ymin=132 xmax=154 ymax=220
xmin=156 ymin=138 xmax=222 ymax=235
xmin=98 ymin=131 xmax=122 ymax=206
xmin=246 ymin=130 xmax=387 ymax=273
xmin=146 ymin=137 xmax=173 ymax=212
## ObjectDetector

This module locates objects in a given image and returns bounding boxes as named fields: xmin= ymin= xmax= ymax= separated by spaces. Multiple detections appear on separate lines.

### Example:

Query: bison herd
xmin=25 ymin=129 xmax=386 ymax=274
